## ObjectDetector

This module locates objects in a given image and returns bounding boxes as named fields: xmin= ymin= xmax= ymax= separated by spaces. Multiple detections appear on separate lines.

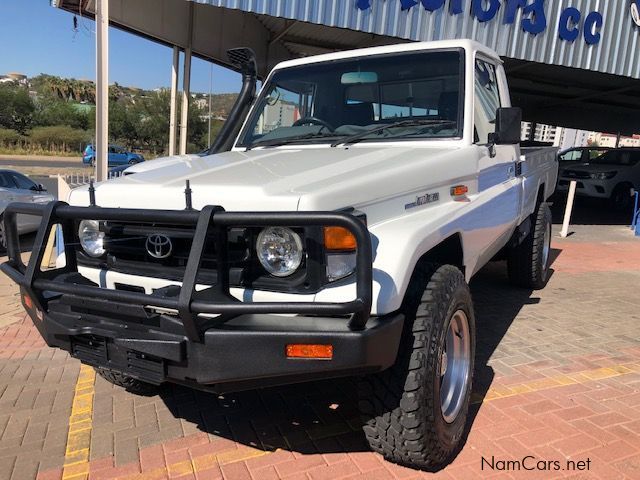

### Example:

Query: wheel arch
xmin=536 ymin=183 xmax=546 ymax=208
xmin=412 ymin=233 xmax=465 ymax=278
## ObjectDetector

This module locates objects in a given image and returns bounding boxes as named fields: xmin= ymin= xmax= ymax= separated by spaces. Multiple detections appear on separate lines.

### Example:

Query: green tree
xmin=32 ymin=74 xmax=95 ymax=103
xmin=109 ymin=99 xmax=138 ymax=148
xmin=0 ymin=84 xmax=35 ymax=133
xmin=34 ymin=97 xmax=91 ymax=130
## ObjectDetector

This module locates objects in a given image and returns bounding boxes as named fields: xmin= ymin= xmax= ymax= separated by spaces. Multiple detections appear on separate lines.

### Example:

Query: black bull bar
xmin=1 ymin=201 xmax=373 ymax=342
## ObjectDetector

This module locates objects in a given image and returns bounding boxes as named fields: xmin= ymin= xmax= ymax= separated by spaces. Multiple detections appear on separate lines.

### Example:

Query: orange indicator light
xmin=324 ymin=226 xmax=357 ymax=251
xmin=286 ymin=344 xmax=333 ymax=359
xmin=450 ymin=185 xmax=469 ymax=197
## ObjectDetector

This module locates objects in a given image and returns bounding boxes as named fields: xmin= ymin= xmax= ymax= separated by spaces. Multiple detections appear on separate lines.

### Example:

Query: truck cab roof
xmin=271 ymin=39 xmax=503 ymax=72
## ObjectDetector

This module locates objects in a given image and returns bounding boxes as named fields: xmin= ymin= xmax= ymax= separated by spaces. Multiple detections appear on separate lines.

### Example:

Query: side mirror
xmin=493 ymin=107 xmax=522 ymax=145
xmin=30 ymin=184 xmax=46 ymax=192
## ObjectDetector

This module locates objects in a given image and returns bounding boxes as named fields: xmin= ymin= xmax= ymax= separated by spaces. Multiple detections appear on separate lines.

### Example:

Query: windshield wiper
xmin=246 ymin=132 xmax=339 ymax=151
xmin=330 ymin=119 xmax=457 ymax=147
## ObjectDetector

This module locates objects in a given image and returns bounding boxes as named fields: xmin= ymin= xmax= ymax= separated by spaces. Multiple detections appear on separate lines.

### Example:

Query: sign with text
xmin=356 ymin=0 xmax=605 ymax=45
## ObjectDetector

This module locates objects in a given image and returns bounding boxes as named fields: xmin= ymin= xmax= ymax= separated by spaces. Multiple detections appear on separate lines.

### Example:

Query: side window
xmin=560 ymin=150 xmax=582 ymax=161
xmin=474 ymin=59 xmax=501 ymax=144
xmin=252 ymin=84 xmax=315 ymax=136
xmin=0 ymin=173 xmax=14 ymax=189
xmin=617 ymin=151 xmax=640 ymax=166
xmin=10 ymin=173 xmax=36 ymax=190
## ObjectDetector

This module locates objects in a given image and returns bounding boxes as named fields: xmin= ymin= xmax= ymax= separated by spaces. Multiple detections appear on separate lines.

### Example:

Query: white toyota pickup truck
xmin=2 ymin=40 xmax=557 ymax=470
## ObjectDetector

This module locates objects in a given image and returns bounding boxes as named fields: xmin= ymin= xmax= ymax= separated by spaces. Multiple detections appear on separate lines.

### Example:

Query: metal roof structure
xmin=54 ymin=0 xmax=640 ymax=134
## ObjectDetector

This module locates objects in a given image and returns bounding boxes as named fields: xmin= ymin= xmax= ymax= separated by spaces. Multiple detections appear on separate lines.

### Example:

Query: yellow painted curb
xmin=62 ymin=365 xmax=96 ymax=480
xmin=475 ymin=362 xmax=637 ymax=404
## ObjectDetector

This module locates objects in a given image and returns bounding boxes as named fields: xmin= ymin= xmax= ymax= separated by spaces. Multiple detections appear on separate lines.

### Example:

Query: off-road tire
xmin=358 ymin=264 xmax=475 ymax=470
xmin=95 ymin=367 xmax=158 ymax=395
xmin=507 ymin=202 xmax=552 ymax=290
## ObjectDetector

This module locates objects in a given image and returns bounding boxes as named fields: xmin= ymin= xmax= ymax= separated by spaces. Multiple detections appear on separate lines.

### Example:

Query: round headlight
xmin=78 ymin=220 xmax=105 ymax=257
xmin=256 ymin=227 xmax=303 ymax=277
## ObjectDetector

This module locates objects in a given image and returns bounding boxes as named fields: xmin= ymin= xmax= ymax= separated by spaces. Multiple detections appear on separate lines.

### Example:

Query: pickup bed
xmin=1 ymin=39 xmax=557 ymax=470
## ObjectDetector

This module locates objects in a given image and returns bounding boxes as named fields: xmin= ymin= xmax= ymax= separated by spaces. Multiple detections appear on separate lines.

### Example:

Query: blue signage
xmin=356 ymin=0 xmax=604 ymax=45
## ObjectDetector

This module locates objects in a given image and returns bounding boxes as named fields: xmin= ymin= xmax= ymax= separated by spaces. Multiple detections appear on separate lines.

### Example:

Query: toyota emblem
xmin=146 ymin=234 xmax=173 ymax=259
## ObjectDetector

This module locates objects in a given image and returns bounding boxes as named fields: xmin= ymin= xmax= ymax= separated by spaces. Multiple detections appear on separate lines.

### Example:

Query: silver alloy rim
xmin=541 ymin=222 xmax=551 ymax=277
xmin=440 ymin=310 xmax=471 ymax=424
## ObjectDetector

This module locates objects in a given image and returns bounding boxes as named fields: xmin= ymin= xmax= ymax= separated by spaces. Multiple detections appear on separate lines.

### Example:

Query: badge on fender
xmin=405 ymin=192 xmax=440 ymax=210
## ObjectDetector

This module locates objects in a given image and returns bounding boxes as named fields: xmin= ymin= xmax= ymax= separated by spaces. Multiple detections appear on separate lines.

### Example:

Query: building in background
xmin=255 ymin=102 xmax=298 ymax=134
xmin=0 ymin=72 xmax=28 ymax=85
xmin=588 ymin=133 xmax=640 ymax=148
xmin=521 ymin=122 xmax=591 ymax=149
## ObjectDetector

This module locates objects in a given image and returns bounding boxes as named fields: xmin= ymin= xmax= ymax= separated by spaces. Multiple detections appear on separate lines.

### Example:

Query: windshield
xmin=591 ymin=150 xmax=640 ymax=166
xmin=237 ymin=50 xmax=464 ymax=148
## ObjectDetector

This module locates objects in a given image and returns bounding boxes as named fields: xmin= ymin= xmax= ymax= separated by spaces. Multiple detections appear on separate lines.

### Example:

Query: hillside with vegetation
xmin=0 ymin=74 xmax=237 ymax=157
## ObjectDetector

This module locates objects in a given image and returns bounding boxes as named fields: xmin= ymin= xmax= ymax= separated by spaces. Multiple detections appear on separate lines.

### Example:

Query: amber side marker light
xmin=286 ymin=344 xmax=333 ymax=360
xmin=450 ymin=185 xmax=469 ymax=197
xmin=324 ymin=226 xmax=357 ymax=251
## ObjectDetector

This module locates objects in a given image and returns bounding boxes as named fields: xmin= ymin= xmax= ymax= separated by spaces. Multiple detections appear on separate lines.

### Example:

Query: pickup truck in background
xmin=2 ymin=40 xmax=558 ymax=470
xmin=558 ymin=147 xmax=640 ymax=210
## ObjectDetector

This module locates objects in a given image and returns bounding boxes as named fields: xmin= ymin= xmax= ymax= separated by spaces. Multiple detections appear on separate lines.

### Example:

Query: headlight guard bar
xmin=1 ymin=202 xmax=373 ymax=341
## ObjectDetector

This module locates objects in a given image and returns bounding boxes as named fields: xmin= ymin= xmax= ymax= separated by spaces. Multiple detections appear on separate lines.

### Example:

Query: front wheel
xmin=610 ymin=183 xmax=633 ymax=211
xmin=358 ymin=264 xmax=475 ymax=470
xmin=95 ymin=367 xmax=158 ymax=395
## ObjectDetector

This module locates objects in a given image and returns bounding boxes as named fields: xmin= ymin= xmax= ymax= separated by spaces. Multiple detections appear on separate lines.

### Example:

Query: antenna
xmin=184 ymin=180 xmax=193 ymax=210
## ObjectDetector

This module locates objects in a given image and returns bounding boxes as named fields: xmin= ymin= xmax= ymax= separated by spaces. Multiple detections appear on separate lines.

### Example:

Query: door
xmin=108 ymin=146 xmax=127 ymax=166
xmin=7 ymin=172 xmax=45 ymax=233
xmin=469 ymin=57 xmax=521 ymax=271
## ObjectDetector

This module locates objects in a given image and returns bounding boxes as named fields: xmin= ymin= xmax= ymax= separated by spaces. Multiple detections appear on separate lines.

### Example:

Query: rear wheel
xmin=358 ymin=264 xmax=475 ymax=470
xmin=507 ymin=203 xmax=552 ymax=290
xmin=95 ymin=367 xmax=158 ymax=395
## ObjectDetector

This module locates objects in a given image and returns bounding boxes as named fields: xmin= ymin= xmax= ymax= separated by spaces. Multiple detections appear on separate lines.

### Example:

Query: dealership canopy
xmin=53 ymin=0 xmax=640 ymax=137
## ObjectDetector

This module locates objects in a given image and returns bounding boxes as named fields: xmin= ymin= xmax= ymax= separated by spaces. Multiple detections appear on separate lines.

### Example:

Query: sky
xmin=0 ymin=0 xmax=240 ymax=94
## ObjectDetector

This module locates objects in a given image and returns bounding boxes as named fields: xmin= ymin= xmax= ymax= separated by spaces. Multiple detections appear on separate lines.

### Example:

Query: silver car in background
xmin=557 ymin=148 xmax=640 ymax=210
xmin=0 ymin=170 xmax=54 ymax=250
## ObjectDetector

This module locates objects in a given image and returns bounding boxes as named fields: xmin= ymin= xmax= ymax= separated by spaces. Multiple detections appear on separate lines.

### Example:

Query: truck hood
xmin=69 ymin=146 xmax=466 ymax=212
xmin=123 ymin=154 xmax=201 ymax=174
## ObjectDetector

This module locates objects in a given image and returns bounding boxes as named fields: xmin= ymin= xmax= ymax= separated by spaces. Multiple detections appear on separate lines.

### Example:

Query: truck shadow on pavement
xmin=550 ymin=193 xmax=634 ymax=226
xmin=157 ymin=251 xmax=562 ymax=469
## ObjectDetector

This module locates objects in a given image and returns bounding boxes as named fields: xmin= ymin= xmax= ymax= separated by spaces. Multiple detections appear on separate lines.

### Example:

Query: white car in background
xmin=558 ymin=148 xmax=640 ymax=210
xmin=0 ymin=170 xmax=54 ymax=250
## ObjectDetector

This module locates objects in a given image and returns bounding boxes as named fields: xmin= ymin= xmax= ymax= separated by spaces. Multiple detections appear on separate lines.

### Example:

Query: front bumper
xmin=557 ymin=178 xmax=612 ymax=198
xmin=2 ymin=202 xmax=403 ymax=392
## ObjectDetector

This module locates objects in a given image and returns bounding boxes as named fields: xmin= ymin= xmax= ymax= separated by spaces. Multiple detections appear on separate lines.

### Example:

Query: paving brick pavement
xmin=0 ymin=226 xmax=638 ymax=480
